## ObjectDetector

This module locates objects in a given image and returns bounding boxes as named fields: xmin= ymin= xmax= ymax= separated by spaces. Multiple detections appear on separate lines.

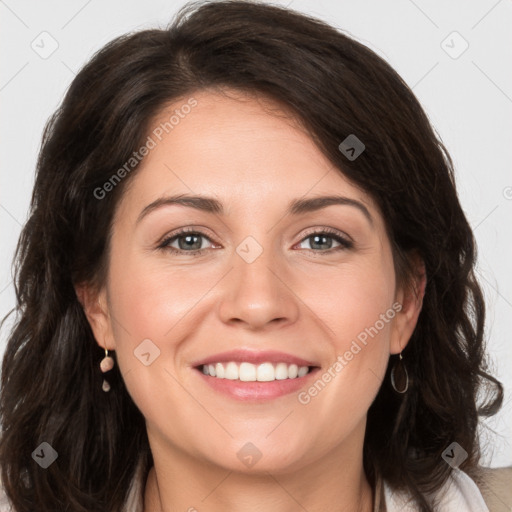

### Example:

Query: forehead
xmin=115 ymin=88 xmax=378 ymax=224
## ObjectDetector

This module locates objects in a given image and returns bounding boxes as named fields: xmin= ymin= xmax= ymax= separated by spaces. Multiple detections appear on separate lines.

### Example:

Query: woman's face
xmin=86 ymin=88 xmax=421 ymax=474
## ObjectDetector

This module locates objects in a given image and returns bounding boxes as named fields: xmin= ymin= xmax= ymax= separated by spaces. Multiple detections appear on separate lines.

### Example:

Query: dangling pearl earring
xmin=97 ymin=299 xmax=115 ymax=392
xmin=100 ymin=346 xmax=115 ymax=392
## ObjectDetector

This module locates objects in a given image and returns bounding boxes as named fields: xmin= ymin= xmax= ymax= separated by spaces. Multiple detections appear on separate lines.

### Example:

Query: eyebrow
xmin=136 ymin=193 xmax=374 ymax=227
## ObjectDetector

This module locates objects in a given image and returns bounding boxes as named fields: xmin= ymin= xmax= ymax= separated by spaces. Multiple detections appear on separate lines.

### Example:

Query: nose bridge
xmin=217 ymin=231 xmax=299 ymax=328
xmin=236 ymin=233 xmax=275 ymax=286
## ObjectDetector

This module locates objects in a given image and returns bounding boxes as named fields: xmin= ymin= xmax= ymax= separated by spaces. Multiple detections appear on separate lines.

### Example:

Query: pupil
xmin=312 ymin=235 xmax=331 ymax=250
xmin=180 ymin=234 xmax=201 ymax=250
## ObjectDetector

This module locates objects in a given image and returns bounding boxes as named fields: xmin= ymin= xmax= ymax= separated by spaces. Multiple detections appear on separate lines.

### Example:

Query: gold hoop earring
xmin=390 ymin=352 xmax=409 ymax=394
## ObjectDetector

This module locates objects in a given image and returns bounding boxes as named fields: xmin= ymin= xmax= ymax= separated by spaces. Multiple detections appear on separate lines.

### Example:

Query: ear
xmin=390 ymin=251 xmax=427 ymax=355
xmin=75 ymin=282 xmax=116 ymax=351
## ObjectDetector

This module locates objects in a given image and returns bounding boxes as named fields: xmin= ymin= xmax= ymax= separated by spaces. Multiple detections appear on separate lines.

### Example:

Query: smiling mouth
xmin=195 ymin=361 xmax=318 ymax=382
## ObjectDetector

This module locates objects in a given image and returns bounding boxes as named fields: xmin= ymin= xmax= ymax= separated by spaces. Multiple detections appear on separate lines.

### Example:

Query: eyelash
xmin=156 ymin=227 xmax=354 ymax=256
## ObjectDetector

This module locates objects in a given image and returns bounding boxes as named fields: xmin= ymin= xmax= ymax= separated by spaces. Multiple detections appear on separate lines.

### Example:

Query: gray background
xmin=1 ymin=0 xmax=511 ymax=467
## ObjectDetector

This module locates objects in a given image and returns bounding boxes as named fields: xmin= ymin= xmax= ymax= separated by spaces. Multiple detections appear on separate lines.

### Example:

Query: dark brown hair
xmin=0 ymin=1 xmax=503 ymax=511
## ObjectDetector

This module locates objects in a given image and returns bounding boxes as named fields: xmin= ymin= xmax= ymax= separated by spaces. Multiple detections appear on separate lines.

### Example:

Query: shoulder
xmin=383 ymin=466 xmax=509 ymax=511
xmin=469 ymin=465 xmax=512 ymax=511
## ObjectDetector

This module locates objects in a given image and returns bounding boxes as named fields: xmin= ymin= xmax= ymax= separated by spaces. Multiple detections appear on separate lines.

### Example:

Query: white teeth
xmin=201 ymin=362 xmax=311 ymax=381
xmin=275 ymin=362 xmax=289 ymax=380
xmin=288 ymin=364 xmax=298 ymax=379
xmin=215 ymin=362 xmax=225 ymax=378
xmin=239 ymin=362 xmax=257 ymax=381
xmin=298 ymin=366 xmax=309 ymax=377
xmin=256 ymin=362 xmax=274 ymax=382
xmin=225 ymin=362 xmax=238 ymax=380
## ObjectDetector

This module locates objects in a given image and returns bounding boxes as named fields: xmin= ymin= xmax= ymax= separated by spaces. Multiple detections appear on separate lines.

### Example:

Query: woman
xmin=0 ymin=1 xmax=510 ymax=511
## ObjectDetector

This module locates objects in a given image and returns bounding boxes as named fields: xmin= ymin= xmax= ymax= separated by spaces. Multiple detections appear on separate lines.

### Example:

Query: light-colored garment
xmin=0 ymin=461 xmax=510 ymax=511
xmin=381 ymin=468 xmax=489 ymax=511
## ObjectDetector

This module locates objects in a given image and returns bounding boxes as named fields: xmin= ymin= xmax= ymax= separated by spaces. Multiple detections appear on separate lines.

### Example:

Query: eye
xmin=157 ymin=227 xmax=353 ymax=256
xmin=157 ymin=228 xmax=216 ymax=256
xmin=296 ymin=228 xmax=353 ymax=252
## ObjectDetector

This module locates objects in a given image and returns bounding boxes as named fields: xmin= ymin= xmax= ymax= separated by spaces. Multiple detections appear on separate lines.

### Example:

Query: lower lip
xmin=194 ymin=367 xmax=320 ymax=402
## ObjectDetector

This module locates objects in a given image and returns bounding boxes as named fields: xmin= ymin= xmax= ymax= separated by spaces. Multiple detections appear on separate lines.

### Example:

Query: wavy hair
xmin=0 ymin=1 xmax=503 ymax=510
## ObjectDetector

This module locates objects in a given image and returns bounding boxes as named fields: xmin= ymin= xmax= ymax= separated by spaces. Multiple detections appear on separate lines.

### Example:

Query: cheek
xmin=105 ymin=251 xmax=209 ymax=436
xmin=295 ymin=251 xmax=395 ymax=415
xmin=107 ymin=247 xmax=210 ymax=342
xmin=334 ymin=271 xmax=395 ymax=353
xmin=301 ymin=253 xmax=396 ymax=347
xmin=105 ymin=247 xmax=225 ymax=404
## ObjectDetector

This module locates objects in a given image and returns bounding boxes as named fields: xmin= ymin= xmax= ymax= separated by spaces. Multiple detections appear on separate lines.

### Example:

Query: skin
xmin=78 ymin=88 xmax=426 ymax=512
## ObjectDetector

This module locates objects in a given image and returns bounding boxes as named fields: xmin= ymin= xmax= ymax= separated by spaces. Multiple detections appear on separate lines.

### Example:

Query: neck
xmin=143 ymin=432 xmax=374 ymax=512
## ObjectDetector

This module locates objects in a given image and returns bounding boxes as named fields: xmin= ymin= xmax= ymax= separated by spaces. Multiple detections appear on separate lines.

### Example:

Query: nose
xmin=217 ymin=239 xmax=300 ymax=330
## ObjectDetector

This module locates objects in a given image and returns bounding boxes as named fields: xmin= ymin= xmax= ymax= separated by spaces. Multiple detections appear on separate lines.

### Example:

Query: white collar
xmin=382 ymin=468 xmax=489 ymax=511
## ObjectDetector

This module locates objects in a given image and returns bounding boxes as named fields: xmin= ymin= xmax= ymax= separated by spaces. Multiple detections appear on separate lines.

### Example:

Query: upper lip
xmin=191 ymin=349 xmax=320 ymax=368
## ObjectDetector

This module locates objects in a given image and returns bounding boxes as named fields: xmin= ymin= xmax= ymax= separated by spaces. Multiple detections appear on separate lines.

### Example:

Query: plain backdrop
xmin=1 ymin=0 xmax=511 ymax=468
